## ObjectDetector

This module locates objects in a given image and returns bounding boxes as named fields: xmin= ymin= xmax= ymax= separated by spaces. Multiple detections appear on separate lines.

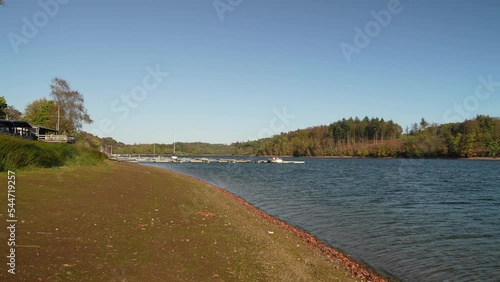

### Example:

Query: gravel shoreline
xmin=156 ymin=165 xmax=390 ymax=282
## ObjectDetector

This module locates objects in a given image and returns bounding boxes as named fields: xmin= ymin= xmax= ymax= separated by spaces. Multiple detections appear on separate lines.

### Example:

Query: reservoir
xmin=147 ymin=158 xmax=500 ymax=281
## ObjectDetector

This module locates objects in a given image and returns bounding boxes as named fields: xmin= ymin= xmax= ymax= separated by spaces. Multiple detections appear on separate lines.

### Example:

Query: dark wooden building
xmin=0 ymin=120 xmax=75 ymax=143
xmin=0 ymin=120 xmax=35 ymax=139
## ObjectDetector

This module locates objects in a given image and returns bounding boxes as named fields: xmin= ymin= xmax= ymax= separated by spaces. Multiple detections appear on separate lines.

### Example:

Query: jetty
xmin=110 ymin=155 xmax=305 ymax=164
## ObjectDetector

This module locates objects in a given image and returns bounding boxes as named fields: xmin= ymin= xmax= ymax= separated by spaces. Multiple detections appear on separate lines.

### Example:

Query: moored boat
xmin=268 ymin=157 xmax=283 ymax=163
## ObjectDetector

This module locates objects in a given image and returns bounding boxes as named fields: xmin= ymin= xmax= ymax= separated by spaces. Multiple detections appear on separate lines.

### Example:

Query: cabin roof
xmin=31 ymin=124 xmax=58 ymax=132
xmin=0 ymin=120 xmax=33 ymax=128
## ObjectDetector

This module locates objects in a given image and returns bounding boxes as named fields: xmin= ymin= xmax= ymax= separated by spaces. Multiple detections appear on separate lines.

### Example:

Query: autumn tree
xmin=0 ymin=96 xmax=22 ymax=120
xmin=23 ymin=98 xmax=58 ymax=128
xmin=3 ymin=106 xmax=22 ymax=120
xmin=49 ymin=77 xmax=93 ymax=133
xmin=420 ymin=118 xmax=428 ymax=130
xmin=0 ymin=96 xmax=7 ymax=119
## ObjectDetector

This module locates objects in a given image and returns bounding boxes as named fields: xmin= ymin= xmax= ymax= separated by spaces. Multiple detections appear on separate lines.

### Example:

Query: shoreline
xmin=213 ymin=183 xmax=389 ymax=282
xmin=301 ymin=155 xmax=500 ymax=161
xmin=281 ymin=155 xmax=499 ymax=161
xmin=2 ymin=161 xmax=374 ymax=281
xmin=116 ymin=153 xmax=500 ymax=161
xmin=143 ymin=163 xmax=390 ymax=282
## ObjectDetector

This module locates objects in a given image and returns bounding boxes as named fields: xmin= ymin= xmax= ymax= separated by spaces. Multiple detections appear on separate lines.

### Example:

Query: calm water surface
xmin=146 ymin=158 xmax=500 ymax=282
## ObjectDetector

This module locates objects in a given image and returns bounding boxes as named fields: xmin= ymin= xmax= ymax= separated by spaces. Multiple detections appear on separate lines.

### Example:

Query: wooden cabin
xmin=0 ymin=120 xmax=35 ymax=139
xmin=0 ymin=120 xmax=76 ymax=143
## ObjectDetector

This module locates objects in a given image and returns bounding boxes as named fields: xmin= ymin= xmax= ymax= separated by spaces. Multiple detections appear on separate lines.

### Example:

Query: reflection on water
xmin=147 ymin=158 xmax=500 ymax=282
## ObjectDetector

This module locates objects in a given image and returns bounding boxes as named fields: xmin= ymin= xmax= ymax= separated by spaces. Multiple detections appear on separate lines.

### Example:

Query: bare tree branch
xmin=50 ymin=77 xmax=93 ymax=133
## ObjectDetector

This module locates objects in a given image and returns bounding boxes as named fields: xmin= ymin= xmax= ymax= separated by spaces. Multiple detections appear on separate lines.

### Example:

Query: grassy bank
xmin=0 ymin=161 xmax=384 ymax=281
xmin=0 ymin=135 xmax=106 ymax=171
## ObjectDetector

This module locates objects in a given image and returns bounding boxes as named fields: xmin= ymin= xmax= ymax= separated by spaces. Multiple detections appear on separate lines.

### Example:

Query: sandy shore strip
xmin=152 ymin=165 xmax=389 ymax=282
xmin=213 ymin=186 xmax=386 ymax=281
xmin=0 ymin=161 xmax=389 ymax=281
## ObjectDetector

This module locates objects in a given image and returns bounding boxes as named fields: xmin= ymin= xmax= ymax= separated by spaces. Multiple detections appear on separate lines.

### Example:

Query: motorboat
xmin=268 ymin=157 xmax=283 ymax=163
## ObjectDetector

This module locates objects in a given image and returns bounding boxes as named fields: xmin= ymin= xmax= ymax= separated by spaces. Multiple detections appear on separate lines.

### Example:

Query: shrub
xmin=0 ymin=135 xmax=106 ymax=171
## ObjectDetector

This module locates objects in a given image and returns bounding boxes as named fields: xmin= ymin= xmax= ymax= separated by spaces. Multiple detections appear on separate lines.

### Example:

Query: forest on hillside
xmin=4 ymin=84 xmax=497 ymax=159
xmin=233 ymin=115 xmax=500 ymax=158
xmin=234 ymin=117 xmax=403 ymax=156
xmin=104 ymin=115 xmax=500 ymax=158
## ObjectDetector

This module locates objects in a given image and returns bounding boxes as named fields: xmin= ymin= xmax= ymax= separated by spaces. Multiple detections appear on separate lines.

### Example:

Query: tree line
xmin=233 ymin=117 xmax=403 ymax=157
xmin=403 ymin=115 xmax=500 ymax=158
xmin=2 ymin=81 xmax=499 ymax=159
xmin=98 ymin=115 xmax=500 ymax=158
xmin=111 ymin=142 xmax=235 ymax=156
xmin=233 ymin=116 xmax=500 ymax=158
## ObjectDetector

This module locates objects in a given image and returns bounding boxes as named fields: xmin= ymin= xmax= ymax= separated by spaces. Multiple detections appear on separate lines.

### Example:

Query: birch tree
xmin=50 ymin=77 xmax=93 ymax=133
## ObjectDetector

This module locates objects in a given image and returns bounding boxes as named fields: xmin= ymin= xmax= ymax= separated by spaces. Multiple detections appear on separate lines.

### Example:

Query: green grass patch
xmin=0 ymin=135 xmax=107 ymax=171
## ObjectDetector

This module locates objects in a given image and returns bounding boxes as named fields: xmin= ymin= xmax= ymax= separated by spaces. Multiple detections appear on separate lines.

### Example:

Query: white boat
xmin=171 ymin=135 xmax=178 ymax=160
xmin=268 ymin=157 xmax=283 ymax=163
xmin=154 ymin=157 xmax=172 ymax=163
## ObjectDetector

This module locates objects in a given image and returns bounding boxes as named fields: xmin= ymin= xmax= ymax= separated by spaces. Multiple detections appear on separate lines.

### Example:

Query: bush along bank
xmin=0 ymin=135 xmax=107 ymax=171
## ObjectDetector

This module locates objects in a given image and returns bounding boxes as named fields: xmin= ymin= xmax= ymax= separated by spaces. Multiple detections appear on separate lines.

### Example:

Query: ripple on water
xmin=147 ymin=158 xmax=500 ymax=282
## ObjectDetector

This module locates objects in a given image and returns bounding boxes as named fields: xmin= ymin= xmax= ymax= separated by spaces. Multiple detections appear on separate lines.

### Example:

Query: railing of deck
xmin=38 ymin=135 xmax=69 ymax=142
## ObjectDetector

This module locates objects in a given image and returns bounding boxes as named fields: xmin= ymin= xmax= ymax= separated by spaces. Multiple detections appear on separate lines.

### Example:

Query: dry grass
xmin=0 ymin=161 xmax=357 ymax=281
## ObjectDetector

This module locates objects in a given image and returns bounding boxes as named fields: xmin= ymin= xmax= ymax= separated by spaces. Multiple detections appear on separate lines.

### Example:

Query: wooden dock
xmin=110 ymin=155 xmax=305 ymax=165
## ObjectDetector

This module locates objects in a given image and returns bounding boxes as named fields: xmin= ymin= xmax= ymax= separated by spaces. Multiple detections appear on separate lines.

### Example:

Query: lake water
xmin=146 ymin=158 xmax=500 ymax=282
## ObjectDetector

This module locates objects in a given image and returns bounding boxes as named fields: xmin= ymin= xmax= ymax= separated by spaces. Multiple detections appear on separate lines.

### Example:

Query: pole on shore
xmin=57 ymin=104 xmax=60 ymax=132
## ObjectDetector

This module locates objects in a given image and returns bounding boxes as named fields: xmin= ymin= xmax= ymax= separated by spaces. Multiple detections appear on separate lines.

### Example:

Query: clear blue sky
xmin=1 ymin=0 xmax=499 ymax=144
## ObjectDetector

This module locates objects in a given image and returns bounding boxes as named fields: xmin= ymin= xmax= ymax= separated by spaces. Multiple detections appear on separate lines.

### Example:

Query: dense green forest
xmin=101 ymin=115 xmax=500 ymax=158
xmin=233 ymin=117 xmax=404 ymax=156
xmin=233 ymin=115 xmax=500 ymax=158
xmin=234 ymin=115 xmax=500 ymax=158
xmin=402 ymin=115 xmax=500 ymax=158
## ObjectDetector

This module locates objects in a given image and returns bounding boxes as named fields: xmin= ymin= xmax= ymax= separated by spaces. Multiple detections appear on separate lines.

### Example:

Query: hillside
xmin=88 ymin=115 xmax=500 ymax=158
xmin=234 ymin=117 xmax=403 ymax=157
xmin=235 ymin=115 xmax=500 ymax=158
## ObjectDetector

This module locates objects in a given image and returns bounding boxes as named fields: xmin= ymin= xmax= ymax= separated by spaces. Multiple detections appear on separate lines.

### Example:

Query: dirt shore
xmin=0 ymin=161 xmax=388 ymax=281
